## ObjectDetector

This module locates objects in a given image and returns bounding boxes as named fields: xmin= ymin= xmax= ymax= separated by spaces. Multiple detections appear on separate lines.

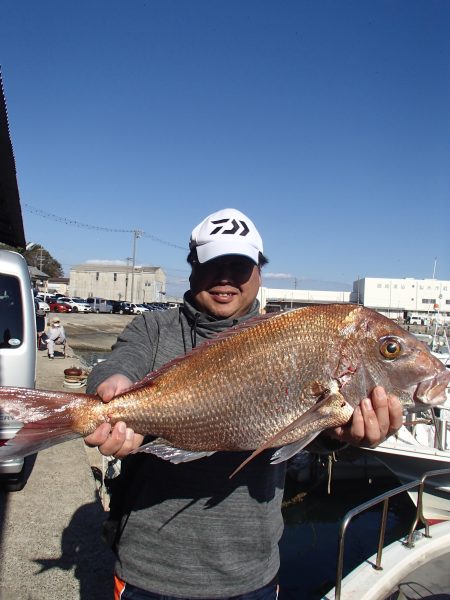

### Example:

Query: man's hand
xmin=329 ymin=386 xmax=403 ymax=448
xmin=84 ymin=374 xmax=144 ymax=458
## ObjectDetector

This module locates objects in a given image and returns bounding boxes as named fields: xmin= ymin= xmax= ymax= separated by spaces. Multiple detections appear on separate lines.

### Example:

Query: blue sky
xmin=2 ymin=1 xmax=449 ymax=298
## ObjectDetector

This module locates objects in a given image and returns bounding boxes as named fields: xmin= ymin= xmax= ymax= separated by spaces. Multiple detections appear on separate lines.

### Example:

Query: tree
xmin=23 ymin=244 xmax=64 ymax=278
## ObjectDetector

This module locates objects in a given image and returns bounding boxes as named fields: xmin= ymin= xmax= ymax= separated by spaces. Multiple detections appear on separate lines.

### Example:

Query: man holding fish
xmin=84 ymin=208 xmax=405 ymax=600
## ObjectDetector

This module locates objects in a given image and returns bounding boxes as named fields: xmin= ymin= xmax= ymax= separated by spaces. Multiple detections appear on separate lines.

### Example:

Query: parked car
xmin=0 ymin=250 xmax=37 ymax=491
xmin=110 ymin=301 xmax=134 ymax=315
xmin=35 ymin=299 xmax=50 ymax=313
xmin=144 ymin=302 xmax=170 ymax=311
xmin=129 ymin=303 xmax=149 ymax=314
xmin=85 ymin=297 xmax=113 ymax=313
xmin=36 ymin=293 xmax=57 ymax=304
xmin=49 ymin=300 xmax=72 ymax=313
xmin=57 ymin=296 xmax=92 ymax=313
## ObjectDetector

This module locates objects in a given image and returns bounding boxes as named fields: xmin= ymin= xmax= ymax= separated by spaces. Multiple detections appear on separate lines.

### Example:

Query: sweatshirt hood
xmin=181 ymin=291 xmax=261 ymax=345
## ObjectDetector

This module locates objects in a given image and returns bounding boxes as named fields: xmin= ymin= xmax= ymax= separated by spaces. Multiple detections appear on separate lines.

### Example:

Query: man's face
xmin=190 ymin=255 xmax=261 ymax=319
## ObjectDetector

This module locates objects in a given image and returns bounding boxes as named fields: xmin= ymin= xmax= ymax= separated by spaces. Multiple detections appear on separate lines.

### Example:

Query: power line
xmin=23 ymin=203 xmax=187 ymax=250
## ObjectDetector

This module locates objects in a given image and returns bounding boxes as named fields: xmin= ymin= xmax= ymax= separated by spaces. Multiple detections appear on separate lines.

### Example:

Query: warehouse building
xmin=69 ymin=262 xmax=166 ymax=304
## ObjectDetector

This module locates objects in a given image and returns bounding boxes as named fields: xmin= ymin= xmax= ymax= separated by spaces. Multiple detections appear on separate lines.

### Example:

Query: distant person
xmin=85 ymin=208 xmax=403 ymax=600
xmin=35 ymin=298 xmax=46 ymax=348
xmin=45 ymin=317 xmax=66 ymax=359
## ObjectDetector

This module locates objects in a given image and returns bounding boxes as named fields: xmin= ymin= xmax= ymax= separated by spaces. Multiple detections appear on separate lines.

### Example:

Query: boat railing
xmin=405 ymin=407 xmax=449 ymax=451
xmin=333 ymin=466 xmax=450 ymax=600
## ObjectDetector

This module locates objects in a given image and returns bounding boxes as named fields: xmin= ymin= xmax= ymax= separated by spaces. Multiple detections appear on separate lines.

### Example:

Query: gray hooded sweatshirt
xmin=87 ymin=294 xmax=286 ymax=598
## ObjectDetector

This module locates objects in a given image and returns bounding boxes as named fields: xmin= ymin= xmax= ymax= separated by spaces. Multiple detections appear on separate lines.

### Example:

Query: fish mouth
xmin=414 ymin=369 xmax=450 ymax=406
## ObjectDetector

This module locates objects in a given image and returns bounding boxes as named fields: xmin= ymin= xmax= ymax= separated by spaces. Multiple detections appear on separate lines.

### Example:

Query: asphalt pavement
xmin=0 ymin=314 xmax=131 ymax=600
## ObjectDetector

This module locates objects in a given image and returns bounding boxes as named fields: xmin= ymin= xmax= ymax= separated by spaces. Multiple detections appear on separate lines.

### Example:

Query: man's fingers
xmin=360 ymin=397 xmax=382 ymax=447
xmin=387 ymin=393 xmax=404 ymax=436
xmin=347 ymin=405 xmax=364 ymax=444
xmin=86 ymin=422 xmax=144 ymax=458
xmin=84 ymin=422 xmax=112 ymax=447
xmin=95 ymin=421 xmax=129 ymax=456
xmin=369 ymin=387 xmax=390 ymax=440
xmin=115 ymin=431 xmax=145 ymax=458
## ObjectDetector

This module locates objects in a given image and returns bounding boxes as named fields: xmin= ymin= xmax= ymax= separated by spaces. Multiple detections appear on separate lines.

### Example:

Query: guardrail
xmin=333 ymin=467 xmax=450 ymax=600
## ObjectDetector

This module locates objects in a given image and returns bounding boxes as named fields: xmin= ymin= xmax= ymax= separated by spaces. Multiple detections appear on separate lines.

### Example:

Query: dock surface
xmin=0 ymin=317 xmax=119 ymax=599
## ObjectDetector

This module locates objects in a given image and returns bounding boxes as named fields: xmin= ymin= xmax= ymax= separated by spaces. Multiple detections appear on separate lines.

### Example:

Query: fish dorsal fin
xmin=120 ymin=311 xmax=290 ymax=394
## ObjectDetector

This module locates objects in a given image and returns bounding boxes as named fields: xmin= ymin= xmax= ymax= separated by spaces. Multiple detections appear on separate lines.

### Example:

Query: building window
xmin=114 ymin=273 xmax=117 ymax=282
xmin=422 ymin=298 xmax=436 ymax=304
xmin=377 ymin=284 xmax=382 ymax=288
xmin=96 ymin=272 xmax=99 ymax=281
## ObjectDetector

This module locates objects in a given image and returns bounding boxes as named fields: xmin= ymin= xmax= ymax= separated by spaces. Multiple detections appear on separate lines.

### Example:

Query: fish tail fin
xmin=0 ymin=386 xmax=94 ymax=459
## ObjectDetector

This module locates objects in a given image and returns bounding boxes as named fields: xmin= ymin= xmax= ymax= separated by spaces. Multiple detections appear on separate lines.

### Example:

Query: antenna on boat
xmin=432 ymin=257 xmax=437 ymax=279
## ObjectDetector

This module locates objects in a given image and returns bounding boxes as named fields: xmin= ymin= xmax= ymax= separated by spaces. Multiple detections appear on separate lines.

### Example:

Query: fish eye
xmin=380 ymin=338 xmax=402 ymax=360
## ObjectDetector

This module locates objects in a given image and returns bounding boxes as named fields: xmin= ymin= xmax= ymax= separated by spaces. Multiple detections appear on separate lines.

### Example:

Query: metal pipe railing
xmin=333 ymin=467 xmax=450 ymax=600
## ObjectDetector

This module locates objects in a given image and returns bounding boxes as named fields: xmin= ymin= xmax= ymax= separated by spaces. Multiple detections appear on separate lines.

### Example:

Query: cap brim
xmin=196 ymin=240 xmax=259 ymax=264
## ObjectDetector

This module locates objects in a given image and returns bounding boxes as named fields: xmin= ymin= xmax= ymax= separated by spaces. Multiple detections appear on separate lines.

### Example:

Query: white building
xmin=350 ymin=277 xmax=450 ymax=323
xmin=257 ymin=277 xmax=450 ymax=324
xmin=69 ymin=263 xmax=166 ymax=303
xmin=259 ymin=287 xmax=351 ymax=312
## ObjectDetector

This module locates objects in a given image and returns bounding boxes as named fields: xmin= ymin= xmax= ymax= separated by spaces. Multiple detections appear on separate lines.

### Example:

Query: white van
xmin=0 ymin=250 xmax=37 ymax=491
xmin=409 ymin=315 xmax=422 ymax=325
xmin=86 ymin=297 xmax=113 ymax=313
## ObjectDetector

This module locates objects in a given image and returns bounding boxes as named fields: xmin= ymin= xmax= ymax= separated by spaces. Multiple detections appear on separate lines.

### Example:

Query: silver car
xmin=0 ymin=250 xmax=37 ymax=491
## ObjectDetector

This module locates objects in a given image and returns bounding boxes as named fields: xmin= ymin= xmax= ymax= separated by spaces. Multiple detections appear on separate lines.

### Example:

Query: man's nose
xmin=215 ymin=264 xmax=234 ymax=282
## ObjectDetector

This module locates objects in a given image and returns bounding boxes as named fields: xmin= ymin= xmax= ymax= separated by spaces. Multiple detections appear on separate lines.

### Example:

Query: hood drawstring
xmin=179 ymin=308 xmax=188 ymax=354
xmin=179 ymin=294 xmax=261 ymax=350
xmin=190 ymin=313 xmax=200 ymax=348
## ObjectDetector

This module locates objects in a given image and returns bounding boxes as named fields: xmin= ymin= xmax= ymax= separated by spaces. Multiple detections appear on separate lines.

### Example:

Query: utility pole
xmin=125 ymin=257 xmax=132 ymax=301
xmin=130 ymin=230 xmax=143 ymax=303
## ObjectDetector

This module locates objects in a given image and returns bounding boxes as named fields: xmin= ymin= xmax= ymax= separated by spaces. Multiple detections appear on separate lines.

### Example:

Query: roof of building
xmin=0 ymin=71 xmax=26 ymax=249
xmin=28 ymin=266 xmax=49 ymax=279
xmin=71 ymin=263 xmax=163 ymax=274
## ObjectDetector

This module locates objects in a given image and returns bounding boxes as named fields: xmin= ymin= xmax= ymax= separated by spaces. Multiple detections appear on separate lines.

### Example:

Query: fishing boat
xmin=322 ymin=469 xmax=450 ymax=599
xmin=358 ymin=328 xmax=450 ymax=521
xmin=362 ymin=421 xmax=450 ymax=521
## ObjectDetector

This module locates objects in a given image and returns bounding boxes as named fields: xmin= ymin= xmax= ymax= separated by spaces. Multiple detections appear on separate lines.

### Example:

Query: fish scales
xmin=77 ymin=304 xmax=423 ymax=449
xmin=0 ymin=304 xmax=449 ymax=466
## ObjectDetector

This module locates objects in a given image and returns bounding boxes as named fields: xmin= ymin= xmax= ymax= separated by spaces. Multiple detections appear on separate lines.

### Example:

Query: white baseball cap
xmin=189 ymin=208 xmax=263 ymax=264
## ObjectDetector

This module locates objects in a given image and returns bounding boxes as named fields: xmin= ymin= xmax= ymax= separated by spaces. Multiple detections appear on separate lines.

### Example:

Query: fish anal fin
xmin=135 ymin=437 xmax=215 ymax=464
xmin=229 ymin=391 xmax=354 ymax=478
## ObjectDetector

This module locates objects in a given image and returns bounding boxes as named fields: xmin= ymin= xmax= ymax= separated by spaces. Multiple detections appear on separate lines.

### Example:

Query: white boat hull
xmin=364 ymin=428 xmax=450 ymax=521
xmin=323 ymin=521 xmax=450 ymax=600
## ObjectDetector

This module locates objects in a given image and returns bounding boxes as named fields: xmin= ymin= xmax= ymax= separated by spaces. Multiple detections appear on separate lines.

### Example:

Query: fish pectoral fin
xmin=135 ymin=437 xmax=215 ymax=464
xmin=229 ymin=391 xmax=354 ymax=478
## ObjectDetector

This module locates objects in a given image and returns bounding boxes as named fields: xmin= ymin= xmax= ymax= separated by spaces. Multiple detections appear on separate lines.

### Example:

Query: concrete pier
xmin=0 ymin=313 xmax=131 ymax=599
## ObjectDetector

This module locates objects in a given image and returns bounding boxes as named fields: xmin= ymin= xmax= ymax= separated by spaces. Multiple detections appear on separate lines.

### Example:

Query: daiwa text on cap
xmin=189 ymin=208 xmax=263 ymax=264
